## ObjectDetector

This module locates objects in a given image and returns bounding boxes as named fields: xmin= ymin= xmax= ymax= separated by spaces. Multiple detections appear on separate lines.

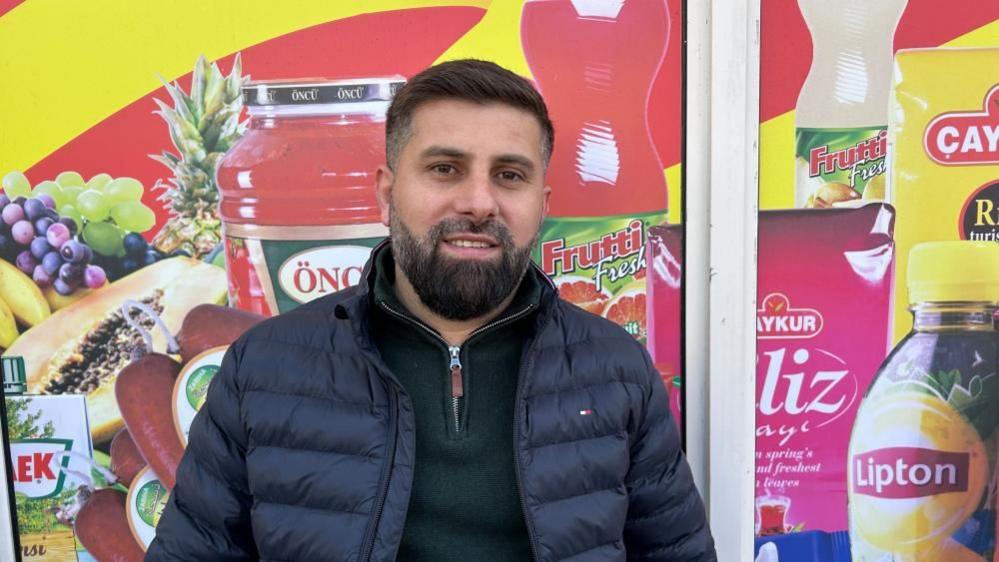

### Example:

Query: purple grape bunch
xmin=0 ymin=196 xmax=107 ymax=295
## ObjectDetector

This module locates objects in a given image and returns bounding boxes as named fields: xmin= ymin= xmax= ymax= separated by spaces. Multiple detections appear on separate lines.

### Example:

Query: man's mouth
xmin=442 ymin=234 xmax=499 ymax=249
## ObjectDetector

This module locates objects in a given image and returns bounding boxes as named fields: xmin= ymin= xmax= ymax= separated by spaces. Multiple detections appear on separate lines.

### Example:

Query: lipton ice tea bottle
xmin=522 ymin=0 xmax=670 ymax=341
xmin=217 ymin=78 xmax=402 ymax=316
xmin=794 ymin=0 xmax=907 ymax=208
xmin=848 ymin=241 xmax=999 ymax=561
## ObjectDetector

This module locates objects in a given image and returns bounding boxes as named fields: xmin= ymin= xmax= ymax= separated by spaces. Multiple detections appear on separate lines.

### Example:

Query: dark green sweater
xmin=370 ymin=247 xmax=539 ymax=561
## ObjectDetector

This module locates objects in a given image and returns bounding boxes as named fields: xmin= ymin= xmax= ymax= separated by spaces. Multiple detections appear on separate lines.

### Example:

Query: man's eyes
xmin=430 ymin=163 xmax=459 ymax=175
xmin=425 ymin=164 xmax=527 ymax=183
xmin=496 ymin=170 xmax=526 ymax=182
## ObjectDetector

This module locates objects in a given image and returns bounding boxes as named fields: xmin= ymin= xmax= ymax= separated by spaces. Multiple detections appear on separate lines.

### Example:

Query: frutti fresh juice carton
xmin=755 ymin=203 xmax=894 ymax=537
xmin=889 ymin=47 xmax=999 ymax=344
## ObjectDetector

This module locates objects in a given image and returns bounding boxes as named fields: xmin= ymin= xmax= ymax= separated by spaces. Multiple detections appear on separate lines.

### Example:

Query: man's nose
xmin=452 ymin=171 xmax=499 ymax=222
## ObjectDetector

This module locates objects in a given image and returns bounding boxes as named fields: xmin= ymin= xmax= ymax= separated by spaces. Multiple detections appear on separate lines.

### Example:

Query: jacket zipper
xmin=378 ymin=300 xmax=536 ymax=435
xmin=514 ymin=337 xmax=543 ymax=562
xmin=361 ymin=380 xmax=399 ymax=562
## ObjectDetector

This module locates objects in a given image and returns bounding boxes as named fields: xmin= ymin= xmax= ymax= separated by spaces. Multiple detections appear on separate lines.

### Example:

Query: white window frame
xmin=685 ymin=0 xmax=760 ymax=559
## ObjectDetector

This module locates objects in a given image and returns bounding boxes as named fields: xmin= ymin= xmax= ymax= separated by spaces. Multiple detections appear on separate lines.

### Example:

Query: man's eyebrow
xmin=494 ymin=154 xmax=536 ymax=172
xmin=418 ymin=145 xmax=469 ymax=160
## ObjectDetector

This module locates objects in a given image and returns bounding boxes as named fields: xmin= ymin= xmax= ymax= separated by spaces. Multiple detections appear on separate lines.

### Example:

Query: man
xmin=148 ymin=59 xmax=715 ymax=561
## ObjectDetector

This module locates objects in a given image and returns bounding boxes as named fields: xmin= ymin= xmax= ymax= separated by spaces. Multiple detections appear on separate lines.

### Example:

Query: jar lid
xmin=243 ymin=77 xmax=405 ymax=110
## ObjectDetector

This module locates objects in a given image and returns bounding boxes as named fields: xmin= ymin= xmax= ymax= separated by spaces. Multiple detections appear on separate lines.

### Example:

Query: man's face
xmin=375 ymin=98 xmax=551 ymax=320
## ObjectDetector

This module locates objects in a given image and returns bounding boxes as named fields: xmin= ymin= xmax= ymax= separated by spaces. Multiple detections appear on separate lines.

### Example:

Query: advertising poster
xmin=756 ymin=1 xmax=999 ymax=560
xmin=0 ymin=1 xmax=683 ymax=559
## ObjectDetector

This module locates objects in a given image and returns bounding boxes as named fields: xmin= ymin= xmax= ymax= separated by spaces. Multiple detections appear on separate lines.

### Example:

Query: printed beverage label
xmin=6 ymin=395 xmax=92 ymax=561
xmin=173 ymin=346 xmax=227 ymax=446
xmin=223 ymin=222 xmax=387 ymax=316
xmin=127 ymin=467 xmax=169 ymax=550
xmin=795 ymin=127 xmax=888 ymax=208
xmin=534 ymin=211 xmax=666 ymax=342
xmin=847 ymin=326 xmax=998 ymax=561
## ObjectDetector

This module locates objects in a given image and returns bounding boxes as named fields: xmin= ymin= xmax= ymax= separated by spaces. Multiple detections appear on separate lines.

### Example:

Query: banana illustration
xmin=0 ymin=296 xmax=18 ymax=348
xmin=43 ymin=285 xmax=92 ymax=312
xmin=0 ymin=259 xmax=50 ymax=327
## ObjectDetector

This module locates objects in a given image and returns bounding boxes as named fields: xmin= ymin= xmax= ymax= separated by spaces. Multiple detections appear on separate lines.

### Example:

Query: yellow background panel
xmin=0 ymin=0 xmax=489 ymax=172
xmin=435 ymin=0 xmax=531 ymax=78
xmin=667 ymin=163 xmax=682 ymax=225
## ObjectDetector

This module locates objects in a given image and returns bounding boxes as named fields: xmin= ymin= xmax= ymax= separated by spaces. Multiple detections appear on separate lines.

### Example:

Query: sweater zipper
xmin=378 ymin=300 xmax=536 ymax=435
xmin=449 ymin=346 xmax=463 ymax=434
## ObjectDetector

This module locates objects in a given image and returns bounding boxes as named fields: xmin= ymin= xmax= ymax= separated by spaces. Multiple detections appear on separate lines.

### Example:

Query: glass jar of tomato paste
xmin=217 ymin=77 xmax=403 ymax=316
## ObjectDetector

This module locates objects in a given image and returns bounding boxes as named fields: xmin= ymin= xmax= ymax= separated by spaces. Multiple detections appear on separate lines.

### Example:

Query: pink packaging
xmin=647 ymin=223 xmax=683 ymax=433
xmin=755 ymin=203 xmax=895 ymax=536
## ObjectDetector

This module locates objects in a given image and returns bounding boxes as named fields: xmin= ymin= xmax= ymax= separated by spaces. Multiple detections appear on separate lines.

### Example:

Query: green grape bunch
xmin=2 ymin=170 xmax=171 ymax=283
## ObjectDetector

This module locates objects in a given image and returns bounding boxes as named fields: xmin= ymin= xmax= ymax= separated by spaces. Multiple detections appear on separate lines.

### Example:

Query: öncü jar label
xmin=223 ymin=223 xmax=387 ymax=316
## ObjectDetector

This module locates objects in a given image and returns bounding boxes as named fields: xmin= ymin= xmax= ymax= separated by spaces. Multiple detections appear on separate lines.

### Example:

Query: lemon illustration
xmin=848 ymin=391 xmax=987 ymax=555
xmin=863 ymin=173 xmax=886 ymax=201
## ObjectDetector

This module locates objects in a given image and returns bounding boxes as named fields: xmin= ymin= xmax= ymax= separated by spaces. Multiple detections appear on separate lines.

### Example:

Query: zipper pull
xmin=449 ymin=346 xmax=463 ymax=398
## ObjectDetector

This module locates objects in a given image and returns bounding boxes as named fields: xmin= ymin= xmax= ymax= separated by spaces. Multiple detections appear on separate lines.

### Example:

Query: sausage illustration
xmin=110 ymin=428 xmax=146 ymax=487
xmin=74 ymin=488 xmax=145 ymax=562
xmin=115 ymin=353 xmax=184 ymax=490
xmin=176 ymin=304 xmax=264 ymax=364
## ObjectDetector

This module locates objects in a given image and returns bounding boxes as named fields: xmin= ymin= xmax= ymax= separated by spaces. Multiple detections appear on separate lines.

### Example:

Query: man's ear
xmin=375 ymin=164 xmax=394 ymax=226
xmin=542 ymin=185 xmax=552 ymax=218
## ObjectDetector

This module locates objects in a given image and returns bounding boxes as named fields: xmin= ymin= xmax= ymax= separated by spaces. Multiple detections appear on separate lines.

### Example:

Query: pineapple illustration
xmin=150 ymin=54 xmax=247 ymax=258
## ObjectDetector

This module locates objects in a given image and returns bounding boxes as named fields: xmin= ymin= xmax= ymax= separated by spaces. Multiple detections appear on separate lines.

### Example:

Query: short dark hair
xmin=385 ymin=59 xmax=554 ymax=170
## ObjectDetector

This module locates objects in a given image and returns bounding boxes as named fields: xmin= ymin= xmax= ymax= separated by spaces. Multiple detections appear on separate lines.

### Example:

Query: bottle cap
xmin=908 ymin=241 xmax=999 ymax=303
xmin=2 ymin=356 xmax=26 ymax=395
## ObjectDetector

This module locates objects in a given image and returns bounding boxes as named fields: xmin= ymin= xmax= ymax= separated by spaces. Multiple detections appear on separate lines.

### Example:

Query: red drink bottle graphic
xmin=522 ymin=0 xmax=669 ymax=216
xmin=523 ymin=0 xmax=672 ymax=342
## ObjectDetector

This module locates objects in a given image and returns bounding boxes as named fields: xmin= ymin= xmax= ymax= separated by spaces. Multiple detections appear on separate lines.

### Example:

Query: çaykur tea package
xmin=889 ymin=47 xmax=999 ymax=343
xmin=755 ymin=203 xmax=895 ymax=538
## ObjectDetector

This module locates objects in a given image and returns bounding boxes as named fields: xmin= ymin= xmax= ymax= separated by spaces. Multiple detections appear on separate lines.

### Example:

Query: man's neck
xmin=392 ymin=264 xmax=516 ymax=346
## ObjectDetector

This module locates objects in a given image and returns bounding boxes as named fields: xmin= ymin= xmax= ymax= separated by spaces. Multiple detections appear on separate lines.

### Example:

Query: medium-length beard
xmin=390 ymin=207 xmax=537 ymax=321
